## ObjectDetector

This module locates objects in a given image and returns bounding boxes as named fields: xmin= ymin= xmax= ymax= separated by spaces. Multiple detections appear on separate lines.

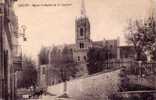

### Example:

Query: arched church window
xmin=80 ymin=43 xmax=84 ymax=48
xmin=80 ymin=28 xmax=83 ymax=36
xmin=70 ymin=49 xmax=73 ymax=52
xmin=84 ymin=56 xmax=86 ymax=61
xmin=78 ymin=56 xmax=80 ymax=61
xmin=42 ymin=67 xmax=46 ymax=74
xmin=110 ymin=45 xmax=113 ymax=49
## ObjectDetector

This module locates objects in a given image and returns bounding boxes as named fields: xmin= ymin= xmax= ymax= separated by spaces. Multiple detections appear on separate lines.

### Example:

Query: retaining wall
xmin=47 ymin=69 xmax=121 ymax=100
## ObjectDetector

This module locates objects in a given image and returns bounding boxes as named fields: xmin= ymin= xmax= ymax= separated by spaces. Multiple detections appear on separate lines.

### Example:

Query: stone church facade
xmin=39 ymin=0 xmax=120 ymax=86
xmin=71 ymin=0 xmax=120 ymax=64
xmin=57 ymin=0 xmax=120 ymax=76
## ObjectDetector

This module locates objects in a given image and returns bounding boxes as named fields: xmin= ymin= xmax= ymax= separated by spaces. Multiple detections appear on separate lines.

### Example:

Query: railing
xmin=125 ymin=61 xmax=156 ymax=77
xmin=100 ymin=60 xmax=156 ymax=76
xmin=117 ymin=90 xmax=156 ymax=100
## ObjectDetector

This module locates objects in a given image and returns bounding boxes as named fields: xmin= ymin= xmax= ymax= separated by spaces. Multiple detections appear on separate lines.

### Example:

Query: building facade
xmin=0 ymin=0 xmax=18 ymax=100
xmin=72 ymin=0 xmax=119 ymax=64
xmin=39 ymin=0 xmax=121 ymax=86
xmin=70 ymin=0 xmax=120 ymax=77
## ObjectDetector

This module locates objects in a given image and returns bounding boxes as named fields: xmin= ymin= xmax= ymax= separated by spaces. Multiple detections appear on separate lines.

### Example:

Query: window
xmin=80 ymin=28 xmax=83 ymax=36
xmin=80 ymin=43 xmax=84 ymax=48
xmin=78 ymin=56 xmax=80 ymax=61
xmin=4 ymin=50 xmax=8 ymax=81
xmin=84 ymin=56 xmax=86 ymax=61
xmin=42 ymin=67 xmax=46 ymax=74
xmin=110 ymin=45 xmax=113 ymax=50
xmin=110 ymin=45 xmax=113 ymax=48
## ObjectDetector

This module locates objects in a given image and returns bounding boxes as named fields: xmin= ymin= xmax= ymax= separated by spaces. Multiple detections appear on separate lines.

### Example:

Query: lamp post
xmin=19 ymin=25 xmax=27 ymax=69
xmin=13 ymin=25 xmax=27 ymax=99
xmin=57 ymin=67 xmax=69 ymax=99
xmin=13 ymin=25 xmax=27 ymax=73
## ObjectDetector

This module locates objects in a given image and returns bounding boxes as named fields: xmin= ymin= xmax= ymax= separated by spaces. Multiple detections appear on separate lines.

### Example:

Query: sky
xmin=14 ymin=0 xmax=155 ymax=59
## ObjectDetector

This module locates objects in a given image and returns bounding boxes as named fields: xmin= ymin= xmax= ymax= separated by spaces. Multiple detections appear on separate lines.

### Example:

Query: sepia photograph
xmin=0 ymin=0 xmax=156 ymax=99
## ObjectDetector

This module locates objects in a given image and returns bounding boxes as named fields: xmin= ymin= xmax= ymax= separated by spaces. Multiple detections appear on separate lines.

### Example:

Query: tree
xmin=45 ymin=45 xmax=78 ymax=95
xmin=125 ymin=16 xmax=156 ymax=61
xmin=58 ymin=46 xmax=78 ymax=81
xmin=87 ymin=47 xmax=114 ymax=74
xmin=49 ymin=46 xmax=78 ymax=81
xmin=39 ymin=45 xmax=78 ymax=85
xmin=17 ymin=56 xmax=38 ymax=89
xmin=49 ymin=46 xmax=62 ymax=65
xmin=53 ymin=46 xmax=78 ymax=96
xmin=38 ymin=46 xmax=49 ymax=65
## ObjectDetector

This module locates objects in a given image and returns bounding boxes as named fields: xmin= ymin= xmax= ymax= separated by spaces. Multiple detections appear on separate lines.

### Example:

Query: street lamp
xmin=19 ymin=25 xmax=27 ymax=41
xmin=14 ymin=25 xmax=27 ymax=71
xmin=13 ymin=25 xmax=27 ymax=99
xmin=18 ymin=25 xmax=27 ymax=63
xmin=57 ymin=67 xmax=69 ymax=99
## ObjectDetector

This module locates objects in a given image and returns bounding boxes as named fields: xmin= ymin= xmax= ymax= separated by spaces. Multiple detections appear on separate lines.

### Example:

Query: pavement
xmin=41 ymin=94 xmax=75 ymax=100
xmin=41 ymin=95 xmax=56 ymax=100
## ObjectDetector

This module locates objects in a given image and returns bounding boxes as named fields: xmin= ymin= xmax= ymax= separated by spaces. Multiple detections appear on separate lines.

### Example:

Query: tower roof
xmin=149 ymin=0 xmax=156 ymax=19
xmin=76 ymin=0 xmax=88 ymax=20
xmin=81 ymin=0 xmax=86 ymax=16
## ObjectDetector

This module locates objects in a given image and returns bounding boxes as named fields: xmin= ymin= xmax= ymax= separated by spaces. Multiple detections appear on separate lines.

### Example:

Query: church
xmin=39 ymin=0 xmax=122 ymax=86
xmin=54 ymin=0 xmax=121 ymax=76
xmin=69 ymin=0 xmax=120 ymax=63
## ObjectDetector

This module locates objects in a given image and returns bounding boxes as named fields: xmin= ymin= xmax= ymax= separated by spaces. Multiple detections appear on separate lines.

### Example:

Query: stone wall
xmin=47 ymin=69 xmax=121 ymax=100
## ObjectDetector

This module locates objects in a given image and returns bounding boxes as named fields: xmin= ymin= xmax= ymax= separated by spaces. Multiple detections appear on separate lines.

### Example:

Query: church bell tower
xmin=74 ymin=0 xmax=91 ymax=63
xmin=75 ymin=0 xmax=91 ymax=50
